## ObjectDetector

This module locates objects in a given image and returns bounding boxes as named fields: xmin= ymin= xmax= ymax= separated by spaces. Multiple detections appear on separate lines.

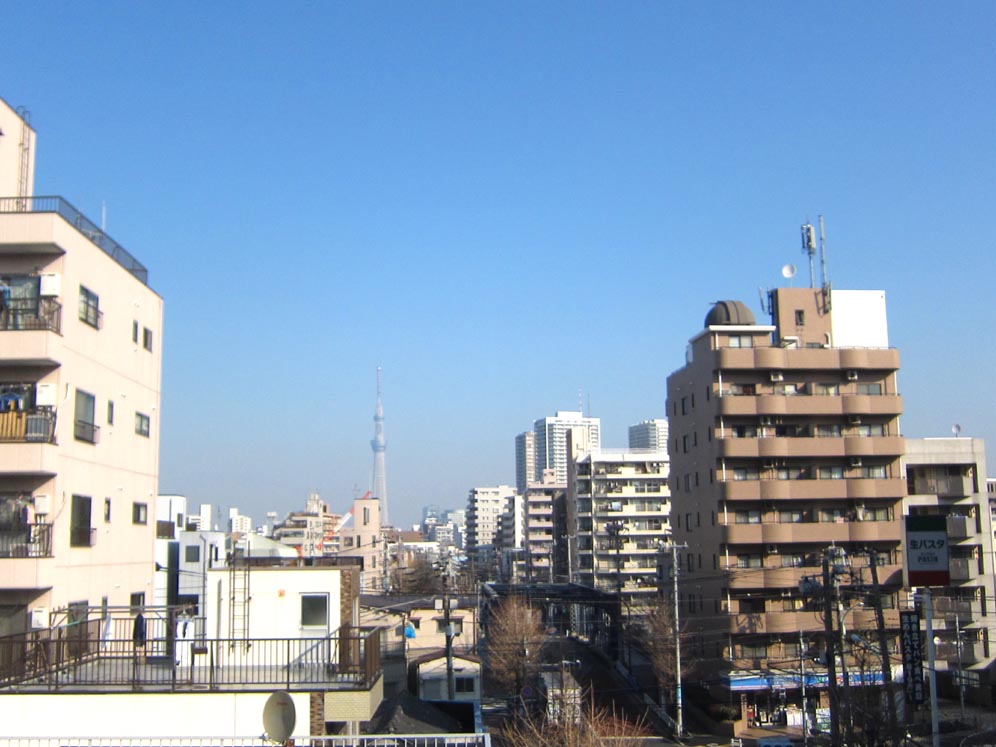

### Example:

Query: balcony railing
xmin=0 ymin=623 xmax=381 ymax=692
xmin=0 ymin=523 xmax=53 ymax=557
xmin=69 ymin=526 xmax=96 ymax=547
xmin=0 ymin=738 xmax=491 ymax=747
xmin=0 ymin=298 xmax=62 ymax=333
xmin=74 ymin=420 xmax=100 ymax=444
xmin=0 ymin=196 xmax=148 ymax=285
xmin=0 ymin=409 xmax=56 ymax=443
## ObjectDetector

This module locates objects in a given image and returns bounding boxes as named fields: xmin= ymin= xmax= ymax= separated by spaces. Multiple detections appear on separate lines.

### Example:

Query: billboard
xmin=905 ymin=515 xmax=950 ymax=586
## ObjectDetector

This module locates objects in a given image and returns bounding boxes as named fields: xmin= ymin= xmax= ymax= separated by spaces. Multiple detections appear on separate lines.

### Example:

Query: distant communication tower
xmin=370 ymin=367 xmax=389 ymax=526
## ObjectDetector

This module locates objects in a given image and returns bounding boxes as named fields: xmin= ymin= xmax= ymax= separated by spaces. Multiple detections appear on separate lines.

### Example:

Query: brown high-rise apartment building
xmin=667 ymin=287 xmax=904 ymax=730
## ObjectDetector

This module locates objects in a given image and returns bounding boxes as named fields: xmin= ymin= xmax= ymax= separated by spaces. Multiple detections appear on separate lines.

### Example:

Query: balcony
xmin=0 ymin=622 xmax=381 ymax=692
xmin=0 ymin=523 xmax=52 ymax=558
xmin=947 ymin=515 xmax=973 ymax=538
xmin=910 ymin=475 xmax=976 ymax=499
xmin=0 ymin=298 xmax=61 ymax=334
xmin=73 ymin=419 xmax=100 ymax=444
xmin=0 ymin=409 xmax=56 ymax=444
xmin=0 ymin=196 xmax=148 ymax=284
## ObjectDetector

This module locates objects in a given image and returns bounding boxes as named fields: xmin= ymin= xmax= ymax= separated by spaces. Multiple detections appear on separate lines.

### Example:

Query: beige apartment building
xmin=666 ymin=288 xmax=905 ymax=724
xmin=0 ymin=97 xmax=163 ymax=634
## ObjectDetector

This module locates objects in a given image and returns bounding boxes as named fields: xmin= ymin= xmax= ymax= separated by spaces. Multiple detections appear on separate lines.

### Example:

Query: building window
xmin=79 ymin=286 xmax=101 ymax=328
xmin=856 ymin=423 xmax=885 ymax=437
xmin=732 ymin=467 xmax=759 ymax=481
xmin=135 ymin=412 xmax=151 ymax=437
xmin=300 ymin=593 xmax=328 ymax=627
xmin=815 ymin=424 xmax=841 ymax=437
xmin=736 ymin=554 xmax=763 ymax=568
xmin=455 ymin=677 xmax=475 ymax=693
xmin=735 ymin=510 xmax=761 ymax=524
xmin=363 ymin=507 xmax=370 ymax=525
xmin=74 ymin=389 xmax=99 ymax=443
xmin=70 ymin=495 xmax=93 ymax=547
xmin=132 ymin=321 xmax=139 ymax=343
xmin=860 ymin=465 xmax=888 ymax=479
xmin=132 ymin=502 xmax=148 ymax=525
xmin=857 ymin=383 xmax=883 ymax=395
xmin=107 ymin=399 xmax=114 ymax=425
xmin=818 ymin=465 xmax=844 ymax=480
xmin=814 ymin=383 xmax=839 ymax=396
xmin=795 ymin=310 xmax=805 ymax=325
xmin=104 ymin=498 xmax=112 ymax=522
xmin=130 ymin=592 xmax=145 ymax=612
xmin=728 ymin=335 xmax=753 ymax=349
xmin=185 ymin=545 xmax=200 ymax=563
xmin=143 ymin=327 xmax=153 ymax=351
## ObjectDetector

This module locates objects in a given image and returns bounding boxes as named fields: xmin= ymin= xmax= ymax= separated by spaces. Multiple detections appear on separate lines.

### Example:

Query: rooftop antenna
xmin=758 ymin=287 xmax=771 ymax=315
xmin=101 ymin=201 xmax=107 ymax=232
xmin=818 ymin=214 xmax=831 ymax=311
xmin=578 ymin=387 xmax=583 ymax=415
xmin=801 ymin=222 xmax=817 ymax=288
xmin=952 ymin=424 xmax=962 ymax=437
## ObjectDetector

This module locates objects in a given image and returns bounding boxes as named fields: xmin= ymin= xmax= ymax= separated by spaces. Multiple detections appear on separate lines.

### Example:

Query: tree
xmin=484 ymin=595 xmax=547 ymax=696
xmin=631 ymin=596 xmax=689 ymax=710
xmin=393 ymin=554 xmax=442 ymax=594
xmin=498 ymin=695 xmax=649 ymax=747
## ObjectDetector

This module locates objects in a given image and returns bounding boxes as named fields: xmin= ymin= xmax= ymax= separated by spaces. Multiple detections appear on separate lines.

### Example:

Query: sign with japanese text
xmin=905 ymin=515 xmax=950 ymax=586
xmin=900 ymin=610 xmax=924 ymax=704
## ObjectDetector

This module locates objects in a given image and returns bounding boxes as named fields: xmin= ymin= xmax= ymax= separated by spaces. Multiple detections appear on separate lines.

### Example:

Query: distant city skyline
xmin=3 ymin=4 xmax=994 ymax=528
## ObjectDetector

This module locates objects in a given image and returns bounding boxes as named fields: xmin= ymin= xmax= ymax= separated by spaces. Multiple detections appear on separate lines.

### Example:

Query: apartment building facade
xmin=628 ymin=419 xmax=669 ymax=452
xmin=534 ymin=411 xmax=601 ymax=485
xmin=904 ymin=437 xmax=996 ymax=704
xmin=567 ymin=445 xmax=671 ymax=606
xmin=666 ymin=289 xmax=905 ymax=724
xmin=465 ymin=485 xmax=516 ymax=576
xmin=0 ymin=97 xmax=163 ymax=635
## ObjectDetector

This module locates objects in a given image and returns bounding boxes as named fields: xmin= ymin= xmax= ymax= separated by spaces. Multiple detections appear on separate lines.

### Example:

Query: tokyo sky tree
xmin=370 ymin=367 xmax=389 ymax=525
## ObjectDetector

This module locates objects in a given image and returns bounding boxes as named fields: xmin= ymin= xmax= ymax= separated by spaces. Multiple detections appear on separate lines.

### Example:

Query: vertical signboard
xmin=905 ymin=515 xmax=950 ymax=586
xmin=900 ymin=610 xmax=924 ymax=704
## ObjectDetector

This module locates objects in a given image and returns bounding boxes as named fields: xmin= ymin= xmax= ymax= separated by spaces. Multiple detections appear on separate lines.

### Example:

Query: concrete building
xmin=497 ymin=492 xmax=526 ymax=582
xmin=465 ymin=485 xmax=516 ymax=576
xmin=666 ymin=288 xmax=906 ymax=727
xmin=515 ymin=430 xmax=536 ymax=492
xmin=567 ymin=445 xmax=671 ymax=606
xmin=628 ymin=419 xmax=669 ymax=452
xmin=523 ymin=471 xmax=567 ymax=583
xmin=0 ymin=97 xmax=163 ymax=635
xmin=904 ymin=437 xmax=996 ymax=704
xmin=339 ymin=491 xmax=385 ymax=592
xmin=534 ymin=411 xmax=601 ymax=485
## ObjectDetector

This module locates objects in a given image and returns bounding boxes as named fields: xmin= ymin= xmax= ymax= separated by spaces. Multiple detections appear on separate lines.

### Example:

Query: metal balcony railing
xmin=74 ymin=419 xmax=100 ymax=444
xmin=69 ymin=526 xmax=96 ymax=547
xmin=0 ymin=523 xmax=52 ymax=557
xmin=0 ymin=196 xmax=149 ymax=284
xmin=0 ymin=409 xmax=56 ymax=443
xmin=0 ymin=623 xmax=381 ymax=692
xmin=0 ymin=298 xmax=61 ymax=333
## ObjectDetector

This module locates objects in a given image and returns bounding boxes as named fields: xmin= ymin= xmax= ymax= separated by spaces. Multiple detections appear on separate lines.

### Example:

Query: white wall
xmin=0 ymin=691 xmax=311 ymax=738
xmin=831 ymin=289 xmax=889 ymax=348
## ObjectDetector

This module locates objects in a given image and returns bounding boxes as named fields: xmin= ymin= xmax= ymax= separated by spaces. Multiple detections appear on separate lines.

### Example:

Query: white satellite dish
xmin=952 ymin=424 xmax=962 ymax=437
xmin=781 ymin=263 xmax=797 ymax=279
xmin=263 ymin=691 xmax=296 ymax=743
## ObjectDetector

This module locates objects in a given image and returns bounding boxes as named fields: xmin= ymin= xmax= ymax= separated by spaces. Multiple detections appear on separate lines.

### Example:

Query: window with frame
xmin=135 ymin=412 xmax=151 ymax=437
xmin=185 ymin=545 xmax=200 ymax=563
xmin=818 ymin=465 xmax=844 ymax=480
xmin=455 ymin=677 xmax=475 ymax=693
xmin=107 ymin=399 xmax=114 ymax=425
xmin=132 ymin=321 xmax=139 ymax=343
xmin=736 ymin=554 xmax=763 ymax=568
xmin=795 ymin=310 xmax=805 ymax=325
xmin=860 ymin=465 xmax=888 ymax=479
xmin=856 ymin=423 xmax=885 ymax=437
xmin=741 ymin=641 xmax=767 ymax=657
xmin=300 ymin=593 xmax=328 ymax=627
xmin=79 ymin=286 xmax=101 ymax=328
xmin=732 ymin=467 xmax=759 ymax=481
xmin=781 ymin=554 xmax=806 ymax=567
xmin=813 ymin=383 xmax=840 ymax=396
xmin=74 ymin=389 xmax=98 ymax=443
xmin=732 ymin=425 xmax=758 ymax=438
xmin=104 ymin=498 xmax=111 ymax=522
xmin=70 ymin=495 xmax=93 ymax=547
xmin=815 ymin=424 xmax=842 ymax=438
xmin=143 ymin=327 xmax=153 ymax=351
xmin=857 ymin=383 xmax=883 ymax=395
xmin=728 ymin=335 xmax=754 ymax=349
xmin=735 ymin=510 xmax=761 ymax=524
xmin=130 ymin=592 xmax=145 ymax=612
xmin=132 ymin=502 xmax=148 ymax=525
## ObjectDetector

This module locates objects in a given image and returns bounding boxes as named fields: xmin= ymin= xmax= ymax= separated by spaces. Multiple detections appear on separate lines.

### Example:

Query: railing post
xmin=286 ymin=638 xmax=291 ymax=690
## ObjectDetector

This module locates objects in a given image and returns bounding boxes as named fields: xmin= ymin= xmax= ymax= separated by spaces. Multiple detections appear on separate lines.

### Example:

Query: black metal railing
xmin=0 ymin=196 xmax=148 ymax=285
xmin=0 ymin=409 xmax=56 ymax=443
xmin=0 ymin=298 xmax=61 ymax=333
xmin=73 ymin=420 xmax=99 ymax=444
xmin=0 ymin=523 xmax=52 ymax=557
xmin=0 ymin=624 xmax=381 ymax=692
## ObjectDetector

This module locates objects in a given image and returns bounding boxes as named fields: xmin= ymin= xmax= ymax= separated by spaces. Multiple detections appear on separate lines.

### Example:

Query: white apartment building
xmin=515 ymin=430 xmax=536 ymax=492
xmin=534 ymin=411 xmax=601 ymax=485
xmin=567 ymin=444 xmax=671 ymax=606
xmin=0 ymin=97 xmax=163 ymax=634
xmin=523 ymin=471 xmax=567 ymax=583
xmin=628 ymin=419 xmax=669 ymax=452
xmin=465 ymin=485 xmax=517 ymax=573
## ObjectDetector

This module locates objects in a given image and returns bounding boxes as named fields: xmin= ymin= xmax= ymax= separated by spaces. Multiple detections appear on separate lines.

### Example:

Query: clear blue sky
xmin=5 ymin=3 xmax=994 ymax=528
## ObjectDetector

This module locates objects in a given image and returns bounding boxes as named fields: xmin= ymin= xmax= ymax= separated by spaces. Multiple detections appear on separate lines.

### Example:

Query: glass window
xmin=455 ymin=677 xmax=475 ymax=693
xmin=814 ymin=383 xmax=839 ymax=396
xmin=132 ymin=502 xmax=148 ymax=525
xmin=741 ymin=641 xmax=767 ymax=657
xmin=185 ymin=545 xmax=200 ymax=563
xmin=143 ymin=327 xmax=153 ymax=352
xmin=733 ymin=468 xmax=759 ymax=481
xmin=130 ymin=592 xmax=145 ymax=612
xmin=70 ymin=495 xmax=93 ymax=547
xmin=857 ymin=383 xmax=883 ymax=395
xmin=79 ymin=286 xmax=101 ymax=328
xmin=104 ymin=498 xmax=111 ymax=522
xmin=857 ymin=423 xmax=885 ymax=437
xmin=737 ymin=554 xmax=763 ymax=568
xmin=735 ymin=510 xmax=761 ymax=524
xmin=861 ymin=465 xmax=887 ymax=479
xmin=135 ymin=412 xmax=151 ymax=437
xmin=818 ymin=465 xmax=844 ymax=480
xmin=728 ymin=335 xmax=754 ymax=349
xmin=107 ymin=399 xmax=114 ymax=425
xmin=74 ymin=389 xmax=98 ymax=443
xmin=301 ymin=593 xmax=328 ymax=627
xmin=132 ymin=321 xmax=139 ymax=343
xmin=815 ymin=424 xmax=842 ymax=437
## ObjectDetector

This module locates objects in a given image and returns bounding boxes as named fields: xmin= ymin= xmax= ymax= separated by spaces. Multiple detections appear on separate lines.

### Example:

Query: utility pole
xmin=956 ymin=612 xmax=966 ymax=722
xmin=822 ymin=551 xmax=841 ymax=747
xmin=867 ymin=550 xmax=899 ymax=743
xmin=923 ymin=588 xmax=940 ymax=747
xmin=800 ymin=630 xmax=808 ymax=747
xmin=441 ymin=555 xmax=456 ymax=700
xmin=659 ymin=541 xmax=689 ymax=738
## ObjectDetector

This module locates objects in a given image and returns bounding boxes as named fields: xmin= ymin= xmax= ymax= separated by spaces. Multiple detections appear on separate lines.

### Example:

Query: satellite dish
xmin=781 ymin=263 xmax=797 ymax=279
xmin=952 ymin=424 xmax=962 ymax=437
xmin=263 ymin=691 xmax=296 ymax=743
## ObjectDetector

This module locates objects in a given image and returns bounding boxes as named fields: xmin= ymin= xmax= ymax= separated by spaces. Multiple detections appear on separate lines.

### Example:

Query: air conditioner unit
xmin=35 ymin=383 xmax=57 ymax=407
xmin=846 ymin=370 xmax=859 ymax=381
xmin=850 ymin=457 xmax=863 ymax=468
xmin=770 ymin=372 xmax=784 ymax=382
xmin=849 ymin=415 xmax=862 ymax=425
xmin=39 ymin=273 xmax=61 ymax=297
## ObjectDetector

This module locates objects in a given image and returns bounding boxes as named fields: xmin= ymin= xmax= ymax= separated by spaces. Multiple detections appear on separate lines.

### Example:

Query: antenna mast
xmin=818 ymin=215 xmax=831 ymax=311
xmin=801 ymin=222 xmax=817 ymax=288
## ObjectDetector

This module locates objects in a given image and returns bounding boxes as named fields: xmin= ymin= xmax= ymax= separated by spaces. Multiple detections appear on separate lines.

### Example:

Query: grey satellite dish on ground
xmin=263 ymin=691 xmax=296 ymax=743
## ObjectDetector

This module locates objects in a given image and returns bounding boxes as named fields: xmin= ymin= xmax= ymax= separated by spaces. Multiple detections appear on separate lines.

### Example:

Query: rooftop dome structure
xmin=705 ymin=300 xmax=756 ymax=327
